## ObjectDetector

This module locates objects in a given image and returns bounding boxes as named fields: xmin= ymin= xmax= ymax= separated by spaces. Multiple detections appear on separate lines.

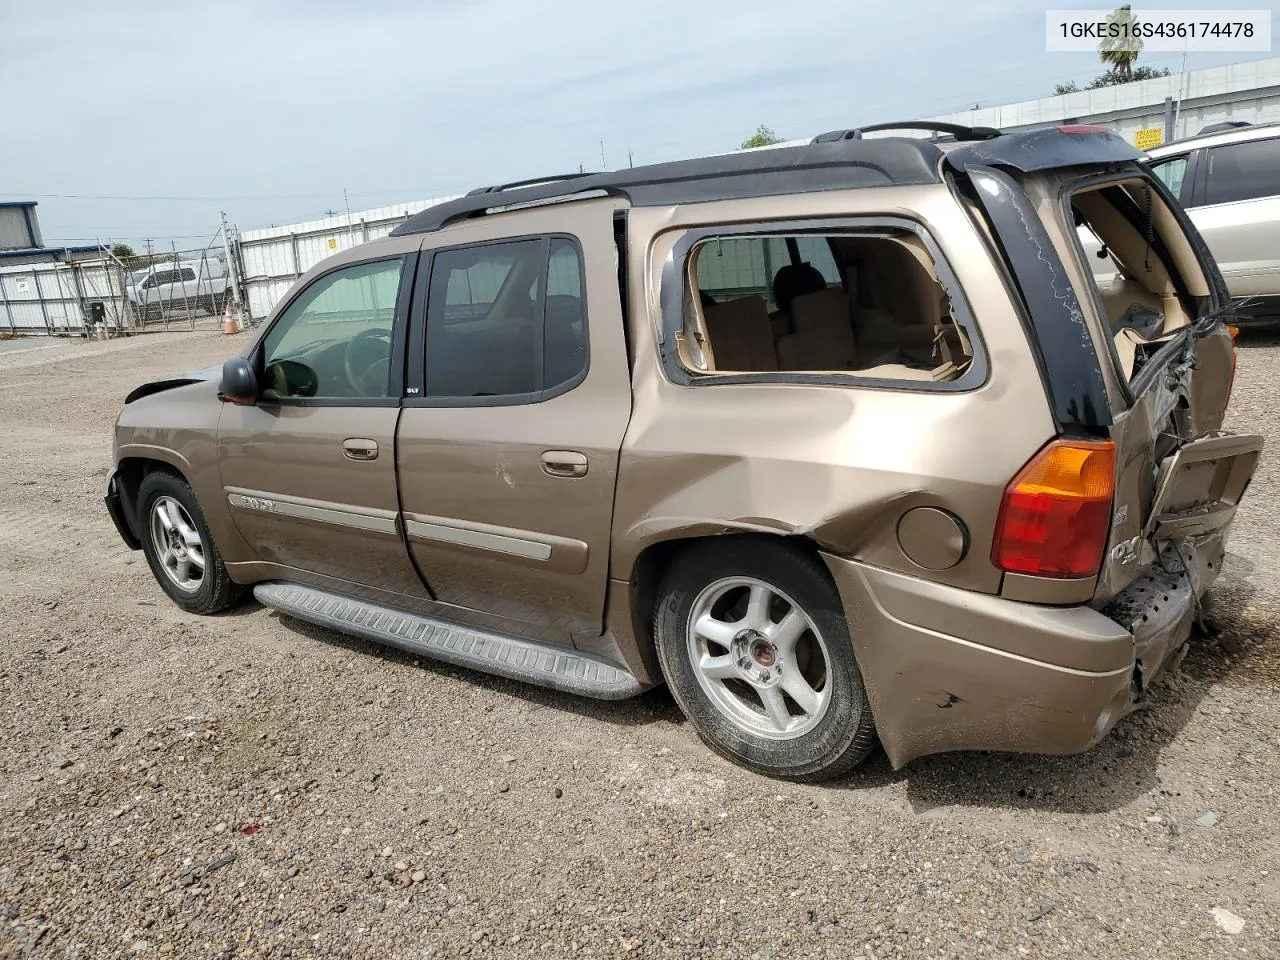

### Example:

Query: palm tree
xmin=1098 ymin=4 xmax=1143 ymax=77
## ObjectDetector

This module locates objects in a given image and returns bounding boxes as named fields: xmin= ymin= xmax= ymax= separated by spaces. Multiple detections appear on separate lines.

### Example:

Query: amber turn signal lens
xmin=992 ymin=439 xmax=1117 ymax=579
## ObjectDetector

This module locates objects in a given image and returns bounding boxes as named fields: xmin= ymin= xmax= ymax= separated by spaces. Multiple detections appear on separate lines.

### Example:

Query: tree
xmin=1055 ymin=81 xmax=1080 ymax=95
xmin=1099 ymin=4 xmax=1141 ymax=77
xmin=110 ymin=243 xmax=135 ymax=262
xmin=1089 ymin=65 xmax=1170 ymax=87
xmin=740 ymin=125 xmax=783 ymax=149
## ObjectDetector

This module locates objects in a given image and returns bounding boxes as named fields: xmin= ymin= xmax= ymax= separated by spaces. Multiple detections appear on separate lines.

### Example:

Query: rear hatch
xmin=947 ymin=127 xmax=1261 ymax=676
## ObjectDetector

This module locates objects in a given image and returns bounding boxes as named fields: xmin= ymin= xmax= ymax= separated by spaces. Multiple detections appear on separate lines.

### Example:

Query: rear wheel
xmin=137 ymin=471 xmax=241 ymax=614
xmin=654 ymin=540 xmax=878 ymax=781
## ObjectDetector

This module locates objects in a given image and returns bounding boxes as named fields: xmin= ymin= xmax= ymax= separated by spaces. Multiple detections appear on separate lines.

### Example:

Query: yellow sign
xmin=327 ymin=237 xmax=337 ymax=250
xmin=1134 ymin=128 xmax=1164 ymax=151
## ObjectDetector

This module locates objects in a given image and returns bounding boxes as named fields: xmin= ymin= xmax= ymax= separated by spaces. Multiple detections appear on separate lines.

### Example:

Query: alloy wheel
xmin=149 ymin=496 xmax=206 ymax=593
xmin=685 ymin=576 xmax=832 ymax=740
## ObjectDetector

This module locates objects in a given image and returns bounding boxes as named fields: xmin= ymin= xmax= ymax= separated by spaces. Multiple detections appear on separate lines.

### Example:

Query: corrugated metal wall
xmin=237 ymin=198 xmax=459 ymax=320
xmin=0 ymin=257 xmax=125 ymax=334
xmin=928 ymin=57 xmax=1280 ymax=146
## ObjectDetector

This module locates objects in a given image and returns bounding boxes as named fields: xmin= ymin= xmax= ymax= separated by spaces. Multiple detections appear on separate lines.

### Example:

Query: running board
xmin=253 ymin=582 xmax=648 ymax=700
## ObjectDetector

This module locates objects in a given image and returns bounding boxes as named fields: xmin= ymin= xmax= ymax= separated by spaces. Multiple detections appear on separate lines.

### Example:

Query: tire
xmin=654 ymin=539 xmax=878 ymax=781
xmin=136 ymin=471 xmax=242 ymax=614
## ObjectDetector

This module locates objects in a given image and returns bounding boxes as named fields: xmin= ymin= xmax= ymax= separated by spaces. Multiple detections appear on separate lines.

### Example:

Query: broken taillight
xmin=992 ymin=439 xmax=1116 ymax=578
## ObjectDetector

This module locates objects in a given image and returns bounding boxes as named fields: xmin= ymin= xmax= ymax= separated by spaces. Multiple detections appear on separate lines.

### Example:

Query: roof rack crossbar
xmin=812 ymin=121 xmax=1002 ymax=143
xmin=466 ymin=173 xmax=593 ymax=196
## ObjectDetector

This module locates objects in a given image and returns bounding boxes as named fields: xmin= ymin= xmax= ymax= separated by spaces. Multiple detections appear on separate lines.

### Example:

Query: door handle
xmin=540 ymin=450 xmax=588 ymax=478
xmin=343 ymin=438 xmax=379 ymax=461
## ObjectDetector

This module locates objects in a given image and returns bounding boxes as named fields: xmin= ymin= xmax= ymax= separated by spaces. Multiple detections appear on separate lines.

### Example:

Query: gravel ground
xmin=1 ymin=329 xmax=1278 ymax=959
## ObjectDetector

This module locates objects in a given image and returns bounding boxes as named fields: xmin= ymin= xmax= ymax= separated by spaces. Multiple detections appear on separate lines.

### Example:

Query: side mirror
xmin=219 ymin=356 xmax=259 ymax=405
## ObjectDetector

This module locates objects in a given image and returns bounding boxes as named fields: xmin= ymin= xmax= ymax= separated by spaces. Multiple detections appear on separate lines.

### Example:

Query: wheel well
xmin=116 ymin=457 xmax=186 ymax=537
xmin=628 ymin=533 xmax=825 ymax=669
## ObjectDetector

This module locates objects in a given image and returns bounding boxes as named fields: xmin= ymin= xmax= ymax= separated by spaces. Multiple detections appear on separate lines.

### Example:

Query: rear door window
xmin=423 ymin=238 xmax=587 ymax=400
xmin=1203 ymin=138 xmax=1280 ymax=205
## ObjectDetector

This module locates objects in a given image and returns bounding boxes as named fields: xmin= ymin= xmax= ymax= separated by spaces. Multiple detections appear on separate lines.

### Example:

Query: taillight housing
xmin=992 ymin=439 xmax=1116 ymax=578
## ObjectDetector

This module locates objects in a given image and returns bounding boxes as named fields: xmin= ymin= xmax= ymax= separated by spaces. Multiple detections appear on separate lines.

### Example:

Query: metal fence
xmin=236 ymin=198 xmax=458 ymax=321
xmin=0 ymin=241 xmax=234 ymax=338
xmin=0 ymin=254 xmax=122 ymax=335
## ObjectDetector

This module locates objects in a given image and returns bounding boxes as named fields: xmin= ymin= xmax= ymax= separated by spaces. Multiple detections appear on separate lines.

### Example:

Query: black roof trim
xmin=393 ymin=125 xmax=1148 ymax=238
xmin=813 ymin=121 xmax=1002 ymax=143
xmin=390 ymin=139 xmax=945 ymax=236
xmin=947 ymin=126 xmax=1142 ymax=172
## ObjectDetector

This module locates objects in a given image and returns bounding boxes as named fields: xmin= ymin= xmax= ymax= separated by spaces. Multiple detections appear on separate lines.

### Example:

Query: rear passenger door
xmin=396 ymin=201 xmax=632 ymax=646
xmin=1183 ymin=137 xmax=1280 ymax=300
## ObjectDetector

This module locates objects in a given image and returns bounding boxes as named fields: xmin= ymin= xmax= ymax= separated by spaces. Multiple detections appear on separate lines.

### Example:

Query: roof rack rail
xmin=390 ymin=137 xmax=947 ymax=237
xmin=812 ymin=121 xmax=1002 ymax=144
xmin=466 ymin=173 xmax=592 ymax=196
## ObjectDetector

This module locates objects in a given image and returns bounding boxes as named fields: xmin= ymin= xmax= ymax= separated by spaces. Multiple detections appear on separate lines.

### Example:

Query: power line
xmin=8 ymin=190 xmax=341 ymax=202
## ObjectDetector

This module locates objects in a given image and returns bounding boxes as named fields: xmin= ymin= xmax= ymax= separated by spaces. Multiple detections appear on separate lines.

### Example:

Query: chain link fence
xmin=0 ymin=232 xmax=240 ymax=339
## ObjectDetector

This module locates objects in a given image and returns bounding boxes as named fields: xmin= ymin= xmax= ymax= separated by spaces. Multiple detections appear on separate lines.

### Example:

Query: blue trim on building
xmin=0 ymin=244 xmax=105 ymax=262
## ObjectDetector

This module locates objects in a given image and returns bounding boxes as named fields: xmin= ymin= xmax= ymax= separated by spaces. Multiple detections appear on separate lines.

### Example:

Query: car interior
xmin=689 ymin=233 xmax=974 ymax=382
xmin=1071 ymin=177 xmax=1211 ymax=380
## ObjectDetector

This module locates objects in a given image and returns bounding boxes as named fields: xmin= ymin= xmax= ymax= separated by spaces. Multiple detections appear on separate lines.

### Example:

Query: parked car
xmin=105 ymin=123 xmax=1261 ymax=780
xmin=127 ymin=257 xmax=230 ymax=316
xmin=1146 ymin=122 xmax=1280 ymax=323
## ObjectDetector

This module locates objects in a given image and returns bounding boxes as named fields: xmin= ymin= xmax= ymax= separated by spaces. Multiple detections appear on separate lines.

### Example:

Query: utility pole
xmin=600 ymin=140 xmax=607 ymax=171
xmin=628 ymin=150 xmax=634 ymax=169
xmin=219 ymin=210 xmax=246 ymax=324
xmin=344 ymin=188 xmax=356 ymax=246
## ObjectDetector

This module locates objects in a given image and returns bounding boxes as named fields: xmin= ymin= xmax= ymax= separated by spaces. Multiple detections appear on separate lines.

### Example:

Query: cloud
xmin=0 ymin=0 xmax=1268 ymax=242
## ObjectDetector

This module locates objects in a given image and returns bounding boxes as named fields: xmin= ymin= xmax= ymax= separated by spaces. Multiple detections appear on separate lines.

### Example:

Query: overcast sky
xmin=2 ymin=0 xmax=1275 ymax=248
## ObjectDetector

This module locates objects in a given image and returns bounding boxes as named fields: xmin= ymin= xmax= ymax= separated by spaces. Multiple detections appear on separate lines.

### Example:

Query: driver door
xmin=217 ymin=247 xmax=426 ymax=598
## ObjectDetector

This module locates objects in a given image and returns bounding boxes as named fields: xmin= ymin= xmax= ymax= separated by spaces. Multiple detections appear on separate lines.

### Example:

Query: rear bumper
xmin=821 ymin=551 xmax=1217 ymax=768
xmin=104 ymin=470 xmax=141 ymax=550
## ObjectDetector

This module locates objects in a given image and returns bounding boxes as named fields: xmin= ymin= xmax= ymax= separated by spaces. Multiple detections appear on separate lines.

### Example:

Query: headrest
xmin=772 ymin=262 xmax=828 ymax=313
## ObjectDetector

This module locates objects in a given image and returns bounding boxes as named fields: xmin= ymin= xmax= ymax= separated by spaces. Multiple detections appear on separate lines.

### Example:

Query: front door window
xmin=262 ymin=258 xmax=404 ymax=399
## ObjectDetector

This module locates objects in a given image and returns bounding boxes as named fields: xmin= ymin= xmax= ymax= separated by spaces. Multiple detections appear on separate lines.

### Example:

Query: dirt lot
xmin=1 ymin=329 xmax=1278 ymax=959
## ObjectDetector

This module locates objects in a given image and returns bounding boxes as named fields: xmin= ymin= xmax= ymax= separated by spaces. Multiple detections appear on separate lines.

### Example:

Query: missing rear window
xmin=682 ymin=231 xmax=974 ymax=384
xmin=1069 ymin=177 xmax=1211 ymax=381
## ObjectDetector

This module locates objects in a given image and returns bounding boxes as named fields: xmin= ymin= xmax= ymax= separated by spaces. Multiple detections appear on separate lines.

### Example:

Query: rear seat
xmin=702 ymin=295 xmax=777 ymax=371
xmin=775 ymin=288 xmax=856 ymax=369
xmin=776 ymin=287 xmax=937 ymax=379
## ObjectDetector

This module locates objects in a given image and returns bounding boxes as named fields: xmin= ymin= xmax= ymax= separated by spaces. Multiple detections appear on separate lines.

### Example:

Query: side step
xmin=253 ymin=582 xmax=648 ymax=700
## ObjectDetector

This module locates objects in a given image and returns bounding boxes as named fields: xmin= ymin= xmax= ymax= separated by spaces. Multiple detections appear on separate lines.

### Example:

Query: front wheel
xmin=654 ymin=540 xmax=878 ymax=781
xmin=137 ymin=471 xmax=242 ymax=614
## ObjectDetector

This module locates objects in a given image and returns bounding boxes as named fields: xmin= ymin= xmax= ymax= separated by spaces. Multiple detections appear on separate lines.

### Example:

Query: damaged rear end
xmin=953 ymin=127 xmax=1262 ymax=714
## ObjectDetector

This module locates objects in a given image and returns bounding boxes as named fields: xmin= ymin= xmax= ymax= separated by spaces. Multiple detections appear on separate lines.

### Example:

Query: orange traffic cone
xmin=223 ymin=298 xmax=239 ymax=335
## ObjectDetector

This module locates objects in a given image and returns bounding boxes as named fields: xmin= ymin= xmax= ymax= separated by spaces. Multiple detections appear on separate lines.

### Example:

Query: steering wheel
xmin=343 ymin=328 xmax=392 ymax=396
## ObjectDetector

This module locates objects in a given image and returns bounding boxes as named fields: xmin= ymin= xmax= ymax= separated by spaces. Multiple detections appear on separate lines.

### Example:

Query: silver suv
xmin=1147 ymin=123 xmax=1280 ymax=323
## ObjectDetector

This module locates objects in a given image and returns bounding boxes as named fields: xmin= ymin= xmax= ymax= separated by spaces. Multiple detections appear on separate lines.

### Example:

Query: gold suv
xmin=106 ymin=122 xmax=1262 ymax=780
